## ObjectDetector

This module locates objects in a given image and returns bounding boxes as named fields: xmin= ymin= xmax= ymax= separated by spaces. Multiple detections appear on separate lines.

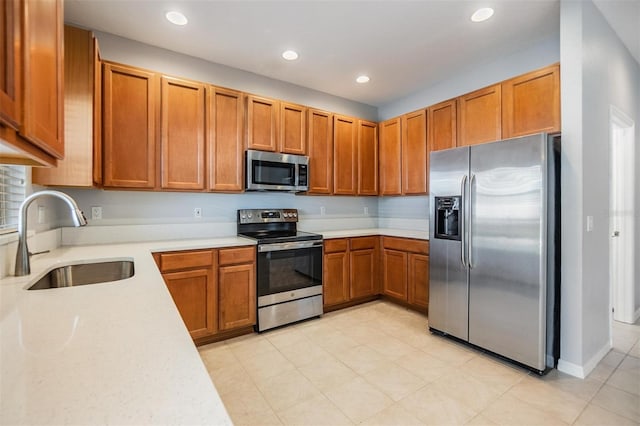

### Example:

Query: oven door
xmin=256 ymin=240 xmax=323 ymax=306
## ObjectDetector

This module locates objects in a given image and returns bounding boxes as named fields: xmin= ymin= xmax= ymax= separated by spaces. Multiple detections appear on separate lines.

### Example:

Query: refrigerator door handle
xmin=469 ymin=173 xmax=476 ymax=269
xmin=461 ymin=175 xmax=468 ymax=267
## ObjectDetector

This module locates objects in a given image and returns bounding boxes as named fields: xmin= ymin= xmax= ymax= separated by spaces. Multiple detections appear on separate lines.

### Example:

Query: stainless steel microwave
xmin=245 ymin=150 xmax=309 ymax=192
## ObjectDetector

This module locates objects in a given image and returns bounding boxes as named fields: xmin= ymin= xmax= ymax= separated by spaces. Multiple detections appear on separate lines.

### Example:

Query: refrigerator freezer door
xmin=429 ymin=147 xmax=470 ymax=340
xmin=468 ymin=134 xmax=548 ymax=370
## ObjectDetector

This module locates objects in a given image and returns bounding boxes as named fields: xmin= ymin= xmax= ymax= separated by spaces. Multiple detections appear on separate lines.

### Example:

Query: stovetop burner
xmin=236 ymin=209 xmax=322 ymax=244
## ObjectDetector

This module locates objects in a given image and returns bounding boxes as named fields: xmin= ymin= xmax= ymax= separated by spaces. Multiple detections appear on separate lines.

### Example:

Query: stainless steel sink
xmin=28 ymin=260 xmax=135 ymax=290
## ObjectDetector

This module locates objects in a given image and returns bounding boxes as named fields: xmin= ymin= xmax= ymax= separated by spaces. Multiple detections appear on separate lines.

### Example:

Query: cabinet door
xmin=218 ymin=263 xmax=256 ymax=331
xmin=246 ymin=95 xmax=278 ymax=152
xmin=20 ymin=0 xmax=64 ymax=158
xmin=402 ymin=109 xmax=427 ymax=194
xmin=207 ymin=86 xmax=244 ymax=192
xmin=33 ymin=25 xmax=96 ymax=187
xmin=383 ymin=249 xmax=408 ymax=301
xmin=307 ymin=109 xmax=333 ymax=194
xmin=379 ymin=117 xmax=402 ymax=195
xmin=280 ymin=102 xmax=306 ymax=154
xmin=161 ymin=76 xmax=206 ymax=190
xmin=357 ymin=120 xmax=378 ymax=195
xmin=502 ymin=64 xmax=560 ymax=138
xmin=323 ymin=251 xmax=349 ymax=306
xmin=103 ymin=63 xmax=158 ymax=188
xmin=350 ymin=248 xmax=377 ymax=299
xmin=0 ymin=0 xmax=20 ymax=129
xmin=458 ymin=84 xmax=501 ymax=147
xmin=428 ymin=99 xmax=457 ymax=152
xmin=333 ymin=115 xmax=357 ymax=195
xmin=163 ymin=268 xmax=216 ymax=339
xmin=408 ymin=253 xmax=429 ymax=311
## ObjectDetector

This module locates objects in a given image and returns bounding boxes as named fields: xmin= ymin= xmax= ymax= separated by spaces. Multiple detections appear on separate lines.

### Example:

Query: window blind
xmin=0 ymin=165 xmax=26 ymax=234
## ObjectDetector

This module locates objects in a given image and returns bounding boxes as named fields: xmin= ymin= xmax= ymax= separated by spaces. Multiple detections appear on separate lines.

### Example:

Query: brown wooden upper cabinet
xmin=307 ymin=108 xmax=333 ymax=194
xmin=280 ymin=102 xmax=306 ymax=154
xmin=427 ymin=99 xmax=457 ymax=152
xmin=103 ymin=62 xmax=159 ymax=189
xmin=0 ymin=0 xmax=63 ymax=166
xmin=357 ymin=120 xmax=378 ymax=195
xmin=458 ymin=84 xmax=502 ymax=147
xmin=333 ymin=115 xmax=358 ymax=195
xmin=160 ymin=76 xmax=206 ymax=191
xmin=33 ymin=25 xmax=101 ymax=187
xmin=379 ymin=110 xmax=427 ymax=196
xmin=378 ymin=117 xmax=402 ymax=195
xmin=246 ymin=94 xmax=278 ymax=152
xmin=207 ymin=86 xmax=244 ymax=192
xmin=401 ymin=109 xmax=427 ymax=195
xmin=502 ymin=63 xmax=560 ymax=139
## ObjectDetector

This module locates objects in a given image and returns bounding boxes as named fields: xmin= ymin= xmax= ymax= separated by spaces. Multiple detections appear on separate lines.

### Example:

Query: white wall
xmin=93 ymin=31 xmax=378 ymax=122
xmin=558 ymin=0 xmax=640 ymax=377
xmin=378 ymin=36 xmax=560 ymax=120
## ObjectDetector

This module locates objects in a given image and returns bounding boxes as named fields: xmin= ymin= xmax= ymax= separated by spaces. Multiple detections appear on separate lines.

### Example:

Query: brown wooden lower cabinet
xmin=381 ymin=237 xmax=430 ymax=312
xmin=323 ymin=236 xmax=379 ymax=311
xmin=154 ymin=245 xmax=256 ymax=344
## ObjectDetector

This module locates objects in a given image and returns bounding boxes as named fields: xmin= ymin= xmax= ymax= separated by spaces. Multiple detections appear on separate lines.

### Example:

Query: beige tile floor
xmin=199 ymin=301 xmax=640 ymax=425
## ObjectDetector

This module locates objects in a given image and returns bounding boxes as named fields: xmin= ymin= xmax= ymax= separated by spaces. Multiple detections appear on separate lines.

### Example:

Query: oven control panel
xmin=238 ymin=209 xmax=298 ymax=224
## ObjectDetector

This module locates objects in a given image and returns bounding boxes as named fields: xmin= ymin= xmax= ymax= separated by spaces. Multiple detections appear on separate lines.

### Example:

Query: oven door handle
xmin=258 ymin=240 xmax=323 ymax=252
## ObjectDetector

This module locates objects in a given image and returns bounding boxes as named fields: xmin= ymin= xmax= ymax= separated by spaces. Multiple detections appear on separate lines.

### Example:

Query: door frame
xmin=608 ymin=105 xmax=636 ymax=328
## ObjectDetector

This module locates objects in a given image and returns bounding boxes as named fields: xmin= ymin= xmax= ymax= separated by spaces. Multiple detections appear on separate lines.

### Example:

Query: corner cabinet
xmin=0 ymin=0 xmax=63 ymax=166
xmin=154 ymin=245 xmax=256 ymax=345
xmin=33 ymin=25 xmax=101 ymax=187
xmin=379 ymin=117 xmax=402 ymax=195
xmin=102 ymin=62 xmax=159 ymax=189
xmin=401 ymin=109 xmax=427 ymax=195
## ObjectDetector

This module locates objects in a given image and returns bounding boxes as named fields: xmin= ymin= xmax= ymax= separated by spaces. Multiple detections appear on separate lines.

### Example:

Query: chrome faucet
xmin=14 ymin=190 xmax=87 ymax=276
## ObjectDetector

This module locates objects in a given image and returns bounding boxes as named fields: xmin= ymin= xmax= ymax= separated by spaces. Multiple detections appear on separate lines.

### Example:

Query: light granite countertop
xmin=0 ymin=228 xmax=427 ymax=424
xmin=0 ymin=236 xmax=254 ymax=425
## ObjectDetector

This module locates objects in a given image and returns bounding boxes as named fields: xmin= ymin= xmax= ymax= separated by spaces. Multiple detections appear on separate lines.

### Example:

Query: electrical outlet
xmin=194 ymin=207 xmax=202 ymax=218
xmin=37 ymin=205 xmax=45 ymax=224
xmin=320 ymin=206 xmax=326 ymax=216
xmin=91 ymin=206 xmax=102 ymax=220
xmin=364 ymin=206 xmax=369 ymax=215
xmin=586 ymin=215 xmax=594 ymax=232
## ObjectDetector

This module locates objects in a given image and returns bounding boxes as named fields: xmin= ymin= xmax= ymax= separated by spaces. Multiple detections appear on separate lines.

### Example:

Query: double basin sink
xmin=28 ymin=260 xmax=135 ymax=290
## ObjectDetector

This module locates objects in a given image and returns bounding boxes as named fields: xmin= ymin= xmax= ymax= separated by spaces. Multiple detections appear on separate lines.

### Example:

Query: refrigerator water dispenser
xmin=434 ymin=196 xmax=461 ymax=240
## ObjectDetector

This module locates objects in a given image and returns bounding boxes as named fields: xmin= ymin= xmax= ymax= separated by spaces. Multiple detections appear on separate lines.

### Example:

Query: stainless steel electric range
xmin=237 ymin=209 xmax=323 ymax=332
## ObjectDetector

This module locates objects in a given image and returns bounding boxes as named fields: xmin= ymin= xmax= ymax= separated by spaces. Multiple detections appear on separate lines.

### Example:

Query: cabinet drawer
xmin=157 ymin=250 xmax=214 ymax=272
xmin=350 ymin=236 xmax=377 ymax=250
xmin=219 ymin=246 xmax=255 ymax=266
xmin=324 ymin=238 xmax=348 ymax=253
xmin=382 ymin=237 xmax=429 ymax=255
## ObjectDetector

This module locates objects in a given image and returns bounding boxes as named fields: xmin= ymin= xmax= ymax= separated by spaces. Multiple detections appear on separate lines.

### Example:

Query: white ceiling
xmin=68 ymin=0 xmax=629 ymax=108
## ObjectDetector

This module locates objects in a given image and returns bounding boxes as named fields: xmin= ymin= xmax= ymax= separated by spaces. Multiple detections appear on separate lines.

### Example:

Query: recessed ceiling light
xmin=471 ymin=7 xmax=494 ymax=22
xmin=166 ymin=11 xmax=188 ymax=26
xmin=282 ymin=50 xmax=299 ymax=61
xmin=356 ymin=75 xmax=370 ymax=84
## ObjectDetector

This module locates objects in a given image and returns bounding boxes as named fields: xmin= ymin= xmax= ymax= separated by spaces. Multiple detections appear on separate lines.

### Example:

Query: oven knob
xmin=293 ymin=213 xmax=297 ymax=217
xmin=283 ymin=213 xmax=288 ymax=218
xmin=247 ymin=213 xmax=253 ymax=219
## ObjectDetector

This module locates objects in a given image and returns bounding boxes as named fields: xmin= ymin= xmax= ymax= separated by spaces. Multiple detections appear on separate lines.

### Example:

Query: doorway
xmin=609 ymin=105 xmax=636 ymax=325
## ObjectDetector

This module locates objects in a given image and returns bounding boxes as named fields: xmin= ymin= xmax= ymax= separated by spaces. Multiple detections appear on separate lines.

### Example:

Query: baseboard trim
xmin=558 ymin=341 xmax=612 ymax=378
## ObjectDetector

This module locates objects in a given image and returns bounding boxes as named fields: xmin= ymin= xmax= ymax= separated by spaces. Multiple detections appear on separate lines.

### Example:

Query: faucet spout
xmin=14 ymin=190 xmax=87 ymax=277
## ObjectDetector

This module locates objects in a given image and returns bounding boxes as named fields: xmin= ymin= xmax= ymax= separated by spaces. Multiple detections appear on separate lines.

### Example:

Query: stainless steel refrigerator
xmin=428 ymin=133 xmax=560 ymax=374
